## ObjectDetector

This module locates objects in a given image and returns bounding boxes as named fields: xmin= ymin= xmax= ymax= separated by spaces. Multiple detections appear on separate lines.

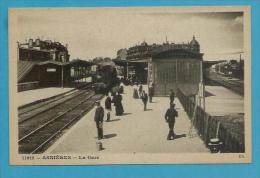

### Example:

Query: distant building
xmin=116 ymin=49 xmax=127 ymax=60
xmin=18 ymin=38 xmax=70 ymax=62
xmin=126 ymin=36 xmax=200 ymax=60
xmin=114 ymin=36 xmax=203 ymax=96
xmin=149 ymin=36 xmax=203 ymax=96
xmin=17 ymin=38 xmax=92 ymax=91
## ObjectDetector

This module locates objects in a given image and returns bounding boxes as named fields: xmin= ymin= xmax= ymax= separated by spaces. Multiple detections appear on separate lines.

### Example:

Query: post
xmin=126 ymin=62 xmax=129 ymax=79
xmin=175 ymin=59 xmax=178 ymax=90
xmin=203 ymin=80 xmax=206 ymax=111
xmin=200 ymin=59 xmax=206 ymax=110
xmin=38 ymin=66 xmax=41 ymax=83
xmin=199 ymin=60 xmax=203 ymax=108
xmin=61 ymin=66 xmax=64 ymax=88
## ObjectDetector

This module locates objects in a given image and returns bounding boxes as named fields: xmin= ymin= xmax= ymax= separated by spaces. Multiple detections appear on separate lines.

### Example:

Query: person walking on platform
xmin=94 ymin=101 xmax=104 ymax=140
xmin=170 ymin=90 xmax=175 ymax=104
xmin=141 ymin=90 xmax=148 ymax=111
xmin=119 ymin=82 xmax=124 ymax=94
xmin=138 ymin=84 xmax=143 ymax=97
xmin=112 ymin=92 xmax=124 ymax=116
xmin=111 ymin=85 xmax=120 ymax=97
xmin=133 ymin=83 xmax=139 ymax=99
xmin=164 ymin=103 xmax=178 ymax=140
xmin=105 ymin=93 xmax=112 ymax=122
xmin=148 ymin=82 xmax=154 ymax=103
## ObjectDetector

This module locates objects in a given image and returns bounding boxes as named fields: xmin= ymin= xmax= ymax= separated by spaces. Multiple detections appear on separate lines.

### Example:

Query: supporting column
xmin=126 ymin=62 xmax=129 ymax=79
xmin=175 ymin=59 xmax=178 ymax=91
xmin=61 ymin=66 xmax=64 ymax=88
xmin=202 ymin=60 xmax=206 ymax=111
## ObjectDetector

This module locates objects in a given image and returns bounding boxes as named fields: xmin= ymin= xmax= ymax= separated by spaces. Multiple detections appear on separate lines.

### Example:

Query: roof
xmin=128 ymin=59 xmax=149 ymax=63
xmin=112 ymin=59 xmax=128 ymax=66
xmin=152 ymin=48 xmax=203 ymax=59
xmin=18 ymin=60 xmax=39 ymax=82
xmin=37 ymin=60 xmax=66 ymax=66
xmin=18 ymin=59 xmax=94 ymax=82
xmin=98 ymin=61 xmax=116 ymax=68
xmin=19 ymin=46 xmax=55 ymax=53
xmin=69 ymin=59 xmax=94 ymax=67
xmin=37 ymin=59 xmax=94 ymax=67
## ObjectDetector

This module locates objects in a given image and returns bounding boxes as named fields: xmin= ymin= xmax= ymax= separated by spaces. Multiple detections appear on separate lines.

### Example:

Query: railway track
xmin=18 ymin=84 xmax=92 ymax=122
xmin=213 ymin=78 xmax=244 ymax=95
xmin=207 ymin=71 xmax=244 ymax=95
xmin=18 ymin=88 xmax=103 ymax=154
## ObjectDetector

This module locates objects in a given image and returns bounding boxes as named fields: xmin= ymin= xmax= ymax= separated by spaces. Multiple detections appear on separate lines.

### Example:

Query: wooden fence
xmin=177 ymin=89 xmax=244 ymax=153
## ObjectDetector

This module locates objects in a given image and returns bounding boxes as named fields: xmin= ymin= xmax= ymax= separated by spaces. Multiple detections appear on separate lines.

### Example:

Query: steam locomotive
xmin=215 ymin=59 xmax=244 ymax=79
xmin=92 ymin=61 xmax=118 ymax=94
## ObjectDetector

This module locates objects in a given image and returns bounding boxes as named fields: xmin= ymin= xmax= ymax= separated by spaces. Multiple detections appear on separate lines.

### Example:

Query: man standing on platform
xmin=94 ymin=101 xmax=104 ymax=140
xmin=170 ymin=89 xmax=175 ymax=104
xmin=148 ymin=82 xmax=154 ymax=103
xmin=164 ymin=103 xmax=178 ymax=140
xmin=105 ymin=93 xmax=112 ymax=122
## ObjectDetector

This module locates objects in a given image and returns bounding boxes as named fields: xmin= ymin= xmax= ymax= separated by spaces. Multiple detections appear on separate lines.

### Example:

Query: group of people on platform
xmin=132 ymin=82 xmax=155 ymax=111
xmin=94 ymin=81 xmax=179 ymax=141
xmin=94 ymin=83 xmax=125 ymax=140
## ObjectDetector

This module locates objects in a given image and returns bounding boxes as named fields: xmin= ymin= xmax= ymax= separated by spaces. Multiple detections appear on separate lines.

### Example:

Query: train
xmin=92 ymin=61 xmax=119 ymax=94
xmin=214 ymin=59 xmax=244 ymax=79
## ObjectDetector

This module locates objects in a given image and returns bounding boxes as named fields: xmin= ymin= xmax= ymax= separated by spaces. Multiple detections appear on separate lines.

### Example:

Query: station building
xmin=114 ymin=36 xmax=204 ymax=96
xmin=17 ymin=38 xmax=93 ymax=91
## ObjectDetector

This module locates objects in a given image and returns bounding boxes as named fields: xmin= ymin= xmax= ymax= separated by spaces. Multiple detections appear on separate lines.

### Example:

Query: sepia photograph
xmin=8 ymin=6 xmax=251 ymax=165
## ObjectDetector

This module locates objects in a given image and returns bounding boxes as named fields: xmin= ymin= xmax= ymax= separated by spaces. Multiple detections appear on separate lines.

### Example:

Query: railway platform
xmin=205 ymin=85 xmax=244 ymax=116
xmin=47 ymin=85 xmax=209 ymax=154
xmin=18 ymin=87 xmax=75 ymax=107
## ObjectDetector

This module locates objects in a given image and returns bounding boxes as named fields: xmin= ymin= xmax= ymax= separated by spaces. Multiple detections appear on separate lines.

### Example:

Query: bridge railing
xmin=177 ymin=88 xmax=245 ymax=153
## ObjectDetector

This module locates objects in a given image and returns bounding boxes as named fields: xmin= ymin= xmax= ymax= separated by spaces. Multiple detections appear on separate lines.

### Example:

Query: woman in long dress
xmin=112 ymin=92 xmax=124 ymax=116
xmin=133 ymin=83 xmax=139 ymax=99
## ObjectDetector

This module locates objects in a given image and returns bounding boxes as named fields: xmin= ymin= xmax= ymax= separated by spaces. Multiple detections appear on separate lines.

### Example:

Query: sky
xmin=16 ymin=8 xmax=244 ymax=61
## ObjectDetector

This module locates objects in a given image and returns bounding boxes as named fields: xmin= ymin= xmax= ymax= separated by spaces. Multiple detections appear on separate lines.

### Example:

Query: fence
xmin=177 ymin=89 xmax=244 ymax=153
xmin=18 ymin=81 xmax=39 ymax=92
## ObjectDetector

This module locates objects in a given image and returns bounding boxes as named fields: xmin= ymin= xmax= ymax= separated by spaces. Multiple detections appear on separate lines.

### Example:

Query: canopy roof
xmin=17 ymin=60 xmax=39 ymax=82
xmin=18 ymin=59 xmax=94 ymax=82
xmin=37 ymin=59 xmax=94 ymax=67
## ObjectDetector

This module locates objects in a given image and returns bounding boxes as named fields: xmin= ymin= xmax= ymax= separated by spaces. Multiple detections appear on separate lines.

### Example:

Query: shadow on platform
xmin=104 ymin=133 xmax=117 ymax=139
xmin=174 ymin=134 xmax=186 ymax=140
xmin=122 ymin=112 xmax=132 ymax=116
xmin=107 ymin=119 xmax=120 ymax=122
xmin=205 ymin=90 xmax=215 ymax=97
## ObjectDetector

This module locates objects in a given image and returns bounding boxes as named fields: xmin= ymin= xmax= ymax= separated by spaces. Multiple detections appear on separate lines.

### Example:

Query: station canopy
xmin=37 ymin=59 xmax=94 ymax=67
xmin=113 ymin=58 xmax=149 ymax=67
